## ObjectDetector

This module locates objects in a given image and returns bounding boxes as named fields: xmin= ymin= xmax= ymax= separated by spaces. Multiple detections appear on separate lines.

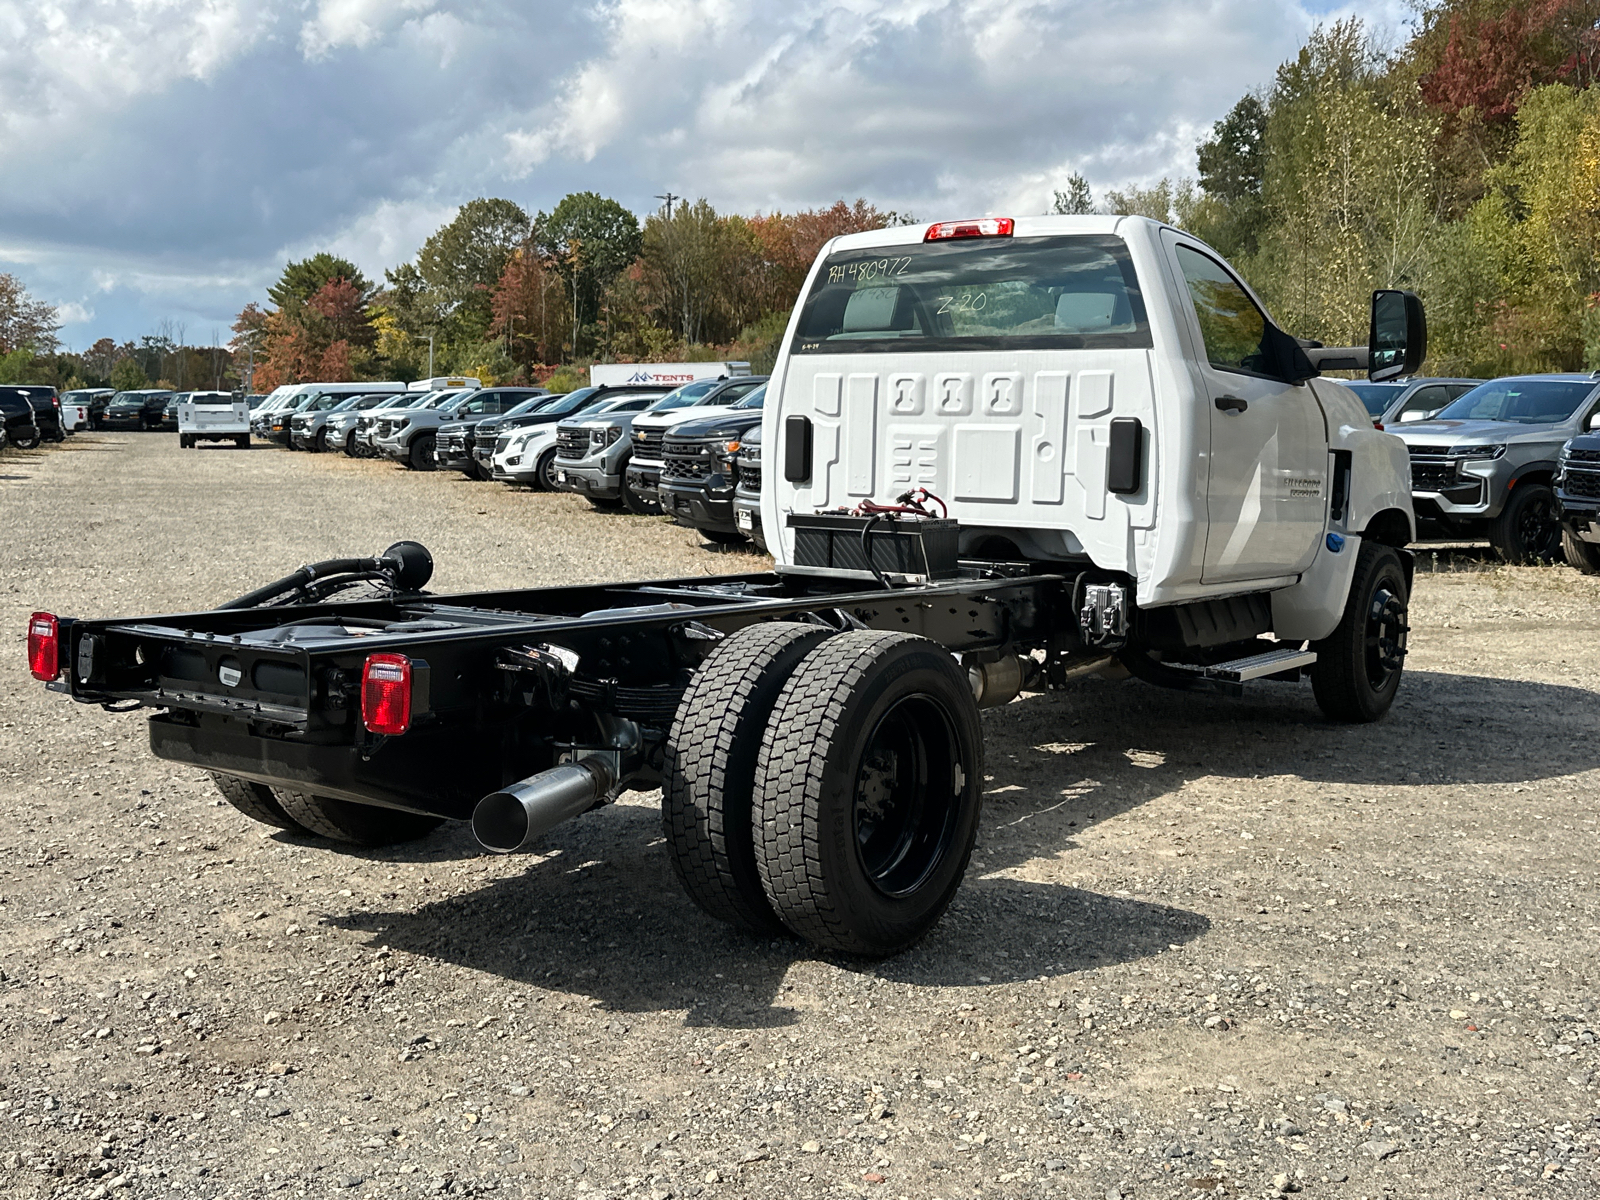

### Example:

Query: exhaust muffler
xmin=471 ymin=758 xmax=617 ymax=854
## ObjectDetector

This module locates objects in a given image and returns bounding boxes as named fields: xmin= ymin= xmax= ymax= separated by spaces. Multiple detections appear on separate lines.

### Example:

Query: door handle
xmin=1214 ymin=395 xmax=1249 ymax=413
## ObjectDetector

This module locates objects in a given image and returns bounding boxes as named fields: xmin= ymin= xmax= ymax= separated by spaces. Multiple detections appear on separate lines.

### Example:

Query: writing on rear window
xmin=793 ymin=235 xmax=1151 ymax=354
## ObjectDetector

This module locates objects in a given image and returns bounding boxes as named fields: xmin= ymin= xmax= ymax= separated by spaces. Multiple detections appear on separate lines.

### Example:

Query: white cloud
xmin=0 ymin=0 xmax=1413 ymax=341
xmin=299 ymin=0 xmax=438 ymax=58
xmin=500 ymin=0 xmax=1361 ymax=218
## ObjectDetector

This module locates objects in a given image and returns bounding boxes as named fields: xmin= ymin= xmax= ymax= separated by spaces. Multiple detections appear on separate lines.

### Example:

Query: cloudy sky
xmin=0 ymin=0 xmax=1411 ymax=347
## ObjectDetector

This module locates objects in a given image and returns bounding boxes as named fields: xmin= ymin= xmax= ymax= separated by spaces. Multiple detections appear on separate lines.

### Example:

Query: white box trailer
xmin=408 ymin=376 xmax=481 ymax=392
xmin=178 ymin=393 xmax=251 ymax=448
xmin=588 ymin=362 xmax=750 ymax=387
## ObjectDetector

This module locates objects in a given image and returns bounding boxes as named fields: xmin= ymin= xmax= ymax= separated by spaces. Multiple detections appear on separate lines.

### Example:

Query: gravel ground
xmin=2 ymin=433 xmax=1597 ymax=1200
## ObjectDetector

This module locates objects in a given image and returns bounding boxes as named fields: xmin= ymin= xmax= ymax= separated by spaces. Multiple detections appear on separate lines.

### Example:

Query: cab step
xmin=1172 ymin=645 xmax=1317 ymax=684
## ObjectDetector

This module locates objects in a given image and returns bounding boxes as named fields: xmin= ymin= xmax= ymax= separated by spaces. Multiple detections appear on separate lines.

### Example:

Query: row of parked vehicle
xmin=247 ymin=364 xmax=775 ymax=547
xmin=1343 ymin=372 xmax=1600 ymax=572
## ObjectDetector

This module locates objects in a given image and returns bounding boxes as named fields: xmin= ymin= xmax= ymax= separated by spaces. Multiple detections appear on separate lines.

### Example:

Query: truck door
xmin=1167 ymin=238 xmax=1326 ymax=584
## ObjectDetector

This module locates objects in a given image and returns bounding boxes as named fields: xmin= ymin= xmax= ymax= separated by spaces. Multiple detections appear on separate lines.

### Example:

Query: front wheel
xmin=1310 ymin=541 xmax=1410 ymax=723
xmin=234 ymin=434 xmax=250 ymax=449
xmin=313 ymin=427 xmax=328 ymax=453
xmin=534 ymin=448 xmax=559 ymax=492
xmin=12 ymin=429 xmax=41 ymax=450
xmin=753 ymin=631 xmax=984 ymax=957
xmin=622 ymin=472 xmax=661 ymax=516
xmin=1490 ymin=483 xmax=1561 ymax=564
xmin=1562 ymin=526 xmax=1600 ymax=573
xmin=408 ymin=433 xmax=437 ymax=471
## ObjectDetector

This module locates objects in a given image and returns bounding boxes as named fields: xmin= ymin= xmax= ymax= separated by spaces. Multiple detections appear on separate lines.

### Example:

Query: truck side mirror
xmin=1369 ymin=290 xmax=1426 ymax=382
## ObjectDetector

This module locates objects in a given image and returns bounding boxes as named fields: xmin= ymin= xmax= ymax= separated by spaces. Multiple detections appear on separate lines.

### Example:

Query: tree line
xmin=1077 ymin=0 xmax=1600 ymax=376
xmin=235 ymin=195 xmax=903 ymax=392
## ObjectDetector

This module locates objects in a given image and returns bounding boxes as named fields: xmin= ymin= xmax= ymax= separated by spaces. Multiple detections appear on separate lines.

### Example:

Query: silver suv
xmin=1339 ymin=377 xmax=1481 ymax=426
xmin=1390 ymin=373 xmax=1600 ymax=562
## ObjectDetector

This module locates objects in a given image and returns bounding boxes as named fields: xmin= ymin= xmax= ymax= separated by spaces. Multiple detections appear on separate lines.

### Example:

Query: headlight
xmin=1451 ymin=445 xmax=1505 ymax=460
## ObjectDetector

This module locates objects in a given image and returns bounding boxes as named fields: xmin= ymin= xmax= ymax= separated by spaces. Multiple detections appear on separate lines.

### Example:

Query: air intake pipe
xmin=471 ymin=758 xmax=617 ymax=854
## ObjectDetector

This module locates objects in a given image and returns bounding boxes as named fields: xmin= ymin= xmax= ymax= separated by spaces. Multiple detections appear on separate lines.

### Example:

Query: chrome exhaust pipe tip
xmin=471 ymin=759 xmax=616 ymax=854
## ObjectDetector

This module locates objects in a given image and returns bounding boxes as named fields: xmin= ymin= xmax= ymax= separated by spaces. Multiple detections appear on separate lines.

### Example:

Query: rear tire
xmin=313 ymin=428 xmax=328 ymax=453
xmin=1561 ymin=527 xmax=1600 ymax=574
xmin=271 ymin=790 xmax=443 ymax=846
xmin=234 ymin=434 xmax=249 ymax=449
xmin=408 ymin=433 xmax=437 ymax=471
xmin=1489 ymin=483 xmax=1561 ymax=564
xmin=662 ymin=622 xmax=836 ymax=934
xmin=210 ymin=773 xmax=304 ymax=832
xmin=12 ymin=429 xmax=40 ymax=450
xmin=753 ymin=631 xmax=984 ymax=957
xmin=1310 ymin=541 xmax=1409 ymax=723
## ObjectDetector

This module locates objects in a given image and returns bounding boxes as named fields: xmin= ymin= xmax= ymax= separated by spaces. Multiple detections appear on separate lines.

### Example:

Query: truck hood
xmin=633 ymin=404 xmax=740 ymax=433
xmin=563 ymin=412 xmax=642 ymax=434
xmin=666 ymin=410 xmax=763 ymax=441
xmin=1390 ymin=419 xmax=1570 ymax=450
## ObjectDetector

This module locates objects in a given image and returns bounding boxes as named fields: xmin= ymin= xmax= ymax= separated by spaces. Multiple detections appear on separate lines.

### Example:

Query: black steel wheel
xmin=271 ymin=790 xmax=442 ymax=847
xmin=1490 ymin=483 xmax=1561 ymax=564
xmin=313 ymin=427 xmax=328 ymax=453
xmin=1310 ymin=541 xmax=1410 ymax=723
xmin=1561 ymin=527 xmax=1600 ymax=574
xmin=407 ymin=433 xmax=437 ymax=471
xmin=753 ymin=631 xmax=983 ymax=957
xmin=662 ymin=621 xmax=835 ymax=933
xmin=210 ymin=773 xmax=305 ymax=831
xmin=11 ymin=428 xmax=40 ymax=450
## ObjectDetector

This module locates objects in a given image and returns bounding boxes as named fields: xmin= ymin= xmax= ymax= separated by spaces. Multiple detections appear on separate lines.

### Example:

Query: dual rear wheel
xmin=663 ymin=623 xmax=984 ymax=958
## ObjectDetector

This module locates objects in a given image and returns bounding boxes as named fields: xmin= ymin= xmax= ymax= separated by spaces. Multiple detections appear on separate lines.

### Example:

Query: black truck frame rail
xmin=49 ymin=564 xmax=1071 ymax=821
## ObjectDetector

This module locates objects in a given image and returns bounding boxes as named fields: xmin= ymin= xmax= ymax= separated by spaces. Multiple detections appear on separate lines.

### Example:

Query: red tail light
xmin=361 ymin=653 xmax=412 ymax=735
xmin=28 ymin=612 xmax=60 ymax=681
xmin=925 ymin=218 xmax=1014 ymax=242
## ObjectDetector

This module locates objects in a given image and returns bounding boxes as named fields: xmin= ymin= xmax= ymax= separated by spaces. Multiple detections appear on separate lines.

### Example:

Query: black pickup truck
xmin=658 ymin=385 xmax=766 ymax=543
xmin=1557 ymin=422 xmax=1600 ymax=573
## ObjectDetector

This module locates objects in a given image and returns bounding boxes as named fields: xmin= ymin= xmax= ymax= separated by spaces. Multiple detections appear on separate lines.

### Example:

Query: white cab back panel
xmin=768 ymin=349 xmax=1158 ymax=574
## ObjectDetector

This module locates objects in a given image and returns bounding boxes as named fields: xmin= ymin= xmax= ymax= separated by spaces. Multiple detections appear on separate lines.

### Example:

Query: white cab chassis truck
xmin=31 ymin=216 xmax=1421 ymax=959
xmin=178 ymin=393 xmax=251 ymax=448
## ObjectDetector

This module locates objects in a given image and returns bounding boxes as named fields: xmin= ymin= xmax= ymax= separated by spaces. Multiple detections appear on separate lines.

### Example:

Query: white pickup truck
xmin=178 ymin=392 xmax=250 ymax=448
xmin=34 ymin=214 xmax=1426 ymax=960
xmin=763 ymin=214 xmax=1421 ymax=722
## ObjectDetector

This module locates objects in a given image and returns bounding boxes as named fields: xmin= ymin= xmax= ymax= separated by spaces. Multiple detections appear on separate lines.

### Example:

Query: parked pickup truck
xmin=1556 ymin=413 xmax=1600 ymax=573
xmin=1389 ymin=373 xmax=1600 ymax=562
xmin=623 ymin=376 xmax=768 ymax=512
xmin=547 ymin=388 xmax=681 ymax=507
xmin=732 ymin=422 xmax=765 ymax=549
xmin=30 ymin=215 xmax=1422 ymax=959
xmin=435 ymin=387 xmax=552 ymax=477
xmin=178 ymin=393 xmax=250 ymax=448
xmin=658 ymin=384 xmax=767 ymax=542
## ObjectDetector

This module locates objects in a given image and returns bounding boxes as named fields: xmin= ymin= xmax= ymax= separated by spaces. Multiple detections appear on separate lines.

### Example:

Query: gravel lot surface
xmin=2 ymin=434 xmax=1597 ymax=1200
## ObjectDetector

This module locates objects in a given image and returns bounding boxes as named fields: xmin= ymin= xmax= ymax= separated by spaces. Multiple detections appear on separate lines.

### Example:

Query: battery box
xmin=786 ymin=512 xmax=961 ymax=582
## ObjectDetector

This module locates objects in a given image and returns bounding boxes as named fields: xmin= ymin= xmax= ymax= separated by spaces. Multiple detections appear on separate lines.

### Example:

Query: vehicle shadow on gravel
xmin=324 ymin=667 xmax=1590 ymax=1026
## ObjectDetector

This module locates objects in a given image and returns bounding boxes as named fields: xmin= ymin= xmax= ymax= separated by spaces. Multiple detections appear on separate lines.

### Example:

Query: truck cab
xmin=763 ymin=215 xmax=1416 ymax=655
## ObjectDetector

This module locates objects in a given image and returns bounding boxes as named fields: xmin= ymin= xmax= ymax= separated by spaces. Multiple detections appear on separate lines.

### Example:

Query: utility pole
xmin=654 ymin=192 xmax=679 ymax=217
xmin=507 ymin=315 xmax=519 ymax=358
xmin=427 ymin=335 xmax=435 ymax=379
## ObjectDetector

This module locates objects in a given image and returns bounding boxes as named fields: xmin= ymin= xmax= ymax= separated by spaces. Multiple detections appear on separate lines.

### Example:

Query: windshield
xmin=1435 ymin=378 xmax=1596 ymax=424
xmin=596 ymin=392 xmax=667 ymax=413
xmin=502 ymin=396 xmax=551 ymax=418
xmin=1341 ymin=382 xmax=1403 ymax=417
xmin=792 ymin=234 xmax=1151 ymax=354
xmin=647 ymin=380 xmax=725 ymax=412
xmin=110 ymin=392 xmax=149 ymax=405
xmin=540 ymin=387 xmax=601 ymax=416
xmin=732 ymin=383 xmax=767 ymax=409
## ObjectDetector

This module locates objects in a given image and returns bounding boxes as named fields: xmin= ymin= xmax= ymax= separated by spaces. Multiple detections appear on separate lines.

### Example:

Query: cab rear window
xmin=791 ymin=235 xmax=1151 ymax=354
